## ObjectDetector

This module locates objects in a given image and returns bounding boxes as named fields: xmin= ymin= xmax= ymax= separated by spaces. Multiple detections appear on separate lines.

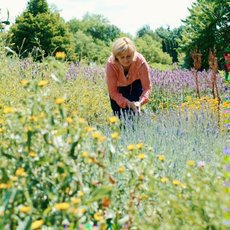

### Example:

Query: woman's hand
xmin=134 ymin=101 xmax=141 ymax=114
xmin=128 ymin=101 xmax=141 ymax=114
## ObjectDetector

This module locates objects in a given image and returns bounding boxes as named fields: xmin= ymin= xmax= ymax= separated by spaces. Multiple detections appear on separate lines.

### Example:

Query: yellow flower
xmin=94 ymin=211 xmax=104 ymax=221
xmin=179 ymin=183 xmax=187 ymax=189
xmin=138 ymin=175 xmax=144 ymax=181
xmin=29 ymin=151 xmax=37 ymax=158
xmin=31 ymin=220 xmax=44 ymax=230
xmin=92 ymin=131 xmax=100 ymax=139
xmin=99 ymin=135 xmax=106 ymax=142
xmin=21 ymin=79 xmax=29 ymax=87
xmin=84 ymin=126 xmax=93 ymax=132
xmin=77 ymin=191 xmax=84 ymax=197
xmin=55 ymin=98 xmax=64 ymax=105
xmin=24 ymin=126 xmax=33 ymax=132
xmin=139 ymin=194 xmax=148 ymax=200
xmin=65 ymin=187 xmax=70 ymax=194
xmin=158 ymin=155 xmax=165 ymax=162
xmin=54 ymin=202 xmax=70 ymax=211
xmin=136 ymin=143 xmax=144 ymax=149
xmin=0 ymin=183 xmax=11 ymax=189
xmin=78 ymin=118 xmax=86 ymax=124
xmin=3 ymin=107 xmax=14 ymax=114
xmin=0 ymin=128 xmax=3 ymax=133
xmin=19 ymin=206 xmax=31 ymax=213
xmin=137 ymin=153 xmax=146 ymax=160
xmin=127 ymin=144 xmax=136 ymax=151
xmin=67 ymin=137 xmax=72 ymax=144
xmin=172 ymin=180 xmax=181 ymax=186
xmin=138 ymin=184 xmax=142 ymax=190
xmin=81 ymin=151 xmax=88 ymax=158
xmin=66 ymin=117 xmax=73 ymax=124
xmin=55 ymin=51 xmax=66 ymax=59
xmin=11 ymin=176 xmax=18 ymax=182
xmin=39 ymin=112 xmax=45 ymax=118
xmin=111 ymin=132 xmax=119 ymax=139
xmin=187 ymin=160 xmax=195 ymax=167
xmin=71 ymin=197 xmax=81 ymax=204
xmin=78 ymin=207 xmax=86 ymax=215
xmin=29 ymin=116 xmax=38 ymax=122
xmin=89 ymin=157 xmax=99 ymax=164
xmin=117 ymin=166 xmax=125 ymax=173
xmin=186 ymin=96 xmax=192 ymax=102
xmin=57 ymin=162 xmax=64 ymax=167
xmin=160 ymin=177 xmax=169 ymax=183
xmin=109 ymin=116 xmax=118 ymax=124
xmin=15 ymin=167 xmax=26 ymax=177
xmin=38 ymin=80 xmax=48 ymax=87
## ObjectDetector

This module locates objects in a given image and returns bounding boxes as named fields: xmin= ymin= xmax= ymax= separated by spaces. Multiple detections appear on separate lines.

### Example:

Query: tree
xmin=135 ymin=34 xmax=172 ymax=65
xmin=67 ymin=13 xmax=121 ymax=64
xmin=136 ymin=25 xmax=161 ymax=42
xmin=80 ymin=13 xmax=121 ymax=44
xmin=27 ymin=0 xmax=49 ymax=16
xmin=155 ymin=26 xmax=183 ymax=63
xmin=178 ymin=0 xmax=230 ymax=69
xmin=8 ymin=0 xmax=75 ymax=61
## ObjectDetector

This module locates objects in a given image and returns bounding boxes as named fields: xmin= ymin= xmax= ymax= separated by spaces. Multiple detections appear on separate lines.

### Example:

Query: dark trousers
xmin=110 ymin=79 xmax=142 ymax=119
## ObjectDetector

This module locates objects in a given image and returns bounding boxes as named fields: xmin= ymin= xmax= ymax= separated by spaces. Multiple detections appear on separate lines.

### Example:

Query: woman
xmin=105 ymin=37 xmax=152 ymax=119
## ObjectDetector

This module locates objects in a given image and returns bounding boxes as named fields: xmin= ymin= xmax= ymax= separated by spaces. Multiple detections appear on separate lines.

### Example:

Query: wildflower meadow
xmin=0 ymin=48 xmax=229 ymax=229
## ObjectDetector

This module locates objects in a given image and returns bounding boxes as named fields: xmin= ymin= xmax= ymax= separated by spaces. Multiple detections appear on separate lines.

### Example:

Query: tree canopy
xmin=179 ymin=0 xmax=230 ymax=69
xmin=3 ymin=0 xmax=229 ymax=69
xmin=8 ymin=0 xmax=75 ymax=60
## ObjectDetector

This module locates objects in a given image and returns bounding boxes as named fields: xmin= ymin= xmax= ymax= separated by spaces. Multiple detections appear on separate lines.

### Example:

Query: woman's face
xmin=116 ymin=49 xmax=134 ymax=68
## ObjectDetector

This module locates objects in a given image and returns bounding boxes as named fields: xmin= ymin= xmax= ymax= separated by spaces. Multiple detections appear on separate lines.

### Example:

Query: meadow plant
xmin=0 ymin=78 xmax=227 ymax=229
xmin=149 ymin=68 xmax=224 ymax=112
xmin=117 ymin=97 xmax=227 ymax=179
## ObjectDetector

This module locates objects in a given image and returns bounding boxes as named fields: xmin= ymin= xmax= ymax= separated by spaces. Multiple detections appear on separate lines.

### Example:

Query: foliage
xmin=27 ymin=0 xmax=49 ymax=16
xmin=67 ymin=14 xmax=121 ymax=64
xmin=81 ymin=13 xmax=121 ymax=45
xmin=179 ymin=0 xmax=230 ymax=69
xmin=155 ymin=26 xmax=183 ymax=63
xmin=136 ymin=24 xmax=161 ymax=42
xmin=135 ymin=34 xmax=172 ymax=65
xmin=7 ymin=0 xmax=75 ymax=61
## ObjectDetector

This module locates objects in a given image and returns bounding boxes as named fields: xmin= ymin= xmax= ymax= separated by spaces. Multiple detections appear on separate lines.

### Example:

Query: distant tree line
xmin=1 ymin=0 xmax=229 ymax=70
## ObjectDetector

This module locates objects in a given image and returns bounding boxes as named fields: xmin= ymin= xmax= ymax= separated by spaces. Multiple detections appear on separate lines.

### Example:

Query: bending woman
xmin=105 ymin=37 xmax=152 ymax=119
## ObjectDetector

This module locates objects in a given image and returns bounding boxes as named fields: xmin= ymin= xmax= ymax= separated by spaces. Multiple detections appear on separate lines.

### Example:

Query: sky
xmin=1 ymin=0 xmax=196 ymax=36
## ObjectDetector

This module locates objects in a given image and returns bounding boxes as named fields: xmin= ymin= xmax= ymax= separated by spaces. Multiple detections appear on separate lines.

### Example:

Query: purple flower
xmin=224 ymin=147 xmax=230 ymax=155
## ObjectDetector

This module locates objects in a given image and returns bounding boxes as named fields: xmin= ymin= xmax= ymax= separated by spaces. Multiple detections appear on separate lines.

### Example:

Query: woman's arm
xmin=106 ymin=63 xmax=129 ymax=108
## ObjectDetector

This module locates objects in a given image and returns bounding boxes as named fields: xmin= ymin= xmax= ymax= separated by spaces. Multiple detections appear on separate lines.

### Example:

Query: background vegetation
xmin=1 ymin=0 xmax=229 ymax=69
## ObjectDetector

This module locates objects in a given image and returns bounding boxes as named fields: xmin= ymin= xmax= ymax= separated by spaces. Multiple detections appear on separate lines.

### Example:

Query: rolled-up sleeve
xmin=106 ymin=63 xmax=129 ymax=108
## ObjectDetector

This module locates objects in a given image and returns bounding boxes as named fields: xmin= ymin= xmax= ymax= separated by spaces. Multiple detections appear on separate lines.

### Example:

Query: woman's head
xmin=112 ymin=37 xmax=136 ymax=67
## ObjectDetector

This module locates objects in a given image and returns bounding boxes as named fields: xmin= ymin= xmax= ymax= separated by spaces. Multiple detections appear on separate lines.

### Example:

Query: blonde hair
xmin=112 ymin=37 xmax=136 ymax=58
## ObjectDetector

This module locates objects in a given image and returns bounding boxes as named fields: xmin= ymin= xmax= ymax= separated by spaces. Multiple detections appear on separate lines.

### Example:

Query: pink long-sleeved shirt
xmin=105 ymin=52 xmax=152 ymax=108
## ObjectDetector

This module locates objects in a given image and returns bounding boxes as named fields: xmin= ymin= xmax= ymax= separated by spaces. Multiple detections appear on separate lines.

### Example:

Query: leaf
xmin=17 ymin=216 xmax=32 ymax=230
xmin=118 ymin=215 xmax=129 ymax=225
xmin=85 ymin=186 xmax=113 ymax=204
xmin=69 ymin=141 xmax=78 ymax=157
xmin=3 ymin=189 xmax=17 ymax=211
